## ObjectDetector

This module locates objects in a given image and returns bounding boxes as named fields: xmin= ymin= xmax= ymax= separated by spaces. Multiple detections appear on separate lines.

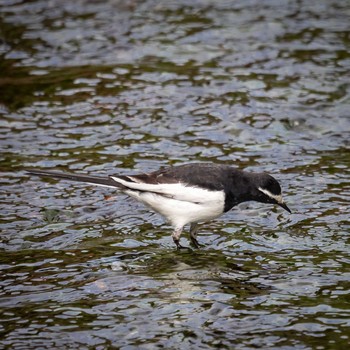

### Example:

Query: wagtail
xmin=27 ymin=163 xmax=291 ymax=248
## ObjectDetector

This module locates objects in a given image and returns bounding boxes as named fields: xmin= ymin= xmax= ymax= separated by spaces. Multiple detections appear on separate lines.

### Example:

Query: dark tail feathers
xmin=26 ymin=169 xmax=121 ymax=188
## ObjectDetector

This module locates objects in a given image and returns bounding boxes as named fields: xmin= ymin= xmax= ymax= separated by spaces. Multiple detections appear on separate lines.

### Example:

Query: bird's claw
xmin=190 ymin=237 xmax=201 ymax=249
xmin=173 ymin=239 xmax=186 ymax=250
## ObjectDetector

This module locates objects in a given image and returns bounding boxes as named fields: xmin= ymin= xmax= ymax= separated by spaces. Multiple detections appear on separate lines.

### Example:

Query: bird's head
xmin=255 ymin=174 xmax=291 ymax=213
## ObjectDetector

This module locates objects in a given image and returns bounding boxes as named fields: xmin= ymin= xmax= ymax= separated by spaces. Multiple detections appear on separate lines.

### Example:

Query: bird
xmin=27 ymin=163 xmax=291 ymax=249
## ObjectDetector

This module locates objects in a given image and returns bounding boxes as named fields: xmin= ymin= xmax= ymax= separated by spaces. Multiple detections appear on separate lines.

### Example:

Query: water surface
xmin=0 ymin=0 xmax=349 ymax=349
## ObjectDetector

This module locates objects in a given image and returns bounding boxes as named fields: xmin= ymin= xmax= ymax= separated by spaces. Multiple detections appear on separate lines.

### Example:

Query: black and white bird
xmin=27 ymin=163 xmax=291 ymax=248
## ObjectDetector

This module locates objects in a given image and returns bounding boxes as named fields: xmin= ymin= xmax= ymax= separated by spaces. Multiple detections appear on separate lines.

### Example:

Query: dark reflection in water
xmin=1 ymin=0 xmax=349 ymax=349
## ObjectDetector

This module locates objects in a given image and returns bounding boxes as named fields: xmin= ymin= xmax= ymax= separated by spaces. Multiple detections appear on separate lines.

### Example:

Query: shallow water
xmin=0 ymin=0 xmax=349 ymax=349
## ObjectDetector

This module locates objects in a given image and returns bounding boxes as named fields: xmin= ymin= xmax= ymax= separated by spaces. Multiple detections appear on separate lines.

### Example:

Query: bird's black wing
xmin=124 ymin=163 xmax=235 ymax=191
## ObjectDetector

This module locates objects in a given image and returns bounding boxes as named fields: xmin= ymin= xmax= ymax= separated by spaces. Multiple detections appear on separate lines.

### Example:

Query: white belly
xmin=124 ymin=189 xmax=225 ymax=229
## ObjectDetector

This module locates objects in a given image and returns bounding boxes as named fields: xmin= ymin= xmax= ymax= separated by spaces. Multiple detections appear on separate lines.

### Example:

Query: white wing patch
xmin=124 ymin=176 xmax=145 ymax=184
xmin=86 ymin=182 xmax=118 ymax=189
xmin=111 ymin=176 xmax=222 ymax=204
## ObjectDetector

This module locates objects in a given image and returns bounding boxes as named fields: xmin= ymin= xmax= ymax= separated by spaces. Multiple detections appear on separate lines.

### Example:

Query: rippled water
xmin=1 ymin=0 xmax=349 ymax=349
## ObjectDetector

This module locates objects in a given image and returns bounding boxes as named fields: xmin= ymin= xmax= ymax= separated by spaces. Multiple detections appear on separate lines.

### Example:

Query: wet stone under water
xmin=0 ymin=0 xmax=349 ymax=349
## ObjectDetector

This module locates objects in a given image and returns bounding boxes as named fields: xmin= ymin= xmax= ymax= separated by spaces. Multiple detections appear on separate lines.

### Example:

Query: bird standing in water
xmin=27 ymin=163 xmax=291 ymax=248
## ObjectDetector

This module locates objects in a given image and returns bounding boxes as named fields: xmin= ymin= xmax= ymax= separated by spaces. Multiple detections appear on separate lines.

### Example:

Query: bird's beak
xmin=278 ymin=201 xmax=291 ymax=213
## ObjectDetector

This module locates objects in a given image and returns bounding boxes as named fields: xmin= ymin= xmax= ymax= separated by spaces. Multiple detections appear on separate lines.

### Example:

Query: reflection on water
xmin=1 ymin=0 xmax=349 ymax=348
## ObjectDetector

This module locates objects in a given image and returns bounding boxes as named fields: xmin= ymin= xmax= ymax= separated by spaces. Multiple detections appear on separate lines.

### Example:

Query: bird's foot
xmin=173 ymin=238 xmax=187 ymax=250
xmin=190 ymin=236 xmax=202 ymax=249
xmin=189 ymin=223 xmax=202 ymax=249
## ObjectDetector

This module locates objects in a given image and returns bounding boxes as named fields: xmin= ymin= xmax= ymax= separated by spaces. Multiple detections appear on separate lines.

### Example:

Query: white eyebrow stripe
xmin=258 ymin=187 xmax=283 ymax=203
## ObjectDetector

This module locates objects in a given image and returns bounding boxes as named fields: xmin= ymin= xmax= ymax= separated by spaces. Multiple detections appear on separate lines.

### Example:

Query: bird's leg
xmin=189 ymin=223 xmax=201 ymax=248
xmin=172 ymin=227 xmax=185 ymax=249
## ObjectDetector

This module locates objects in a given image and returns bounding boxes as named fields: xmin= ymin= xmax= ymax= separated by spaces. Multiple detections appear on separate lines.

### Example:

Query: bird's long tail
xmin=26 ymin=169 xmax=120 ymax=188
